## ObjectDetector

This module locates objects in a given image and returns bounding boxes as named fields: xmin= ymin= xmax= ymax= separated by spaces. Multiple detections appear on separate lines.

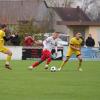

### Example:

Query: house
xmin=47 ymin=6 xmax=100 ymax=47
xmin=0 ymin=0 xmax=100 ymax=47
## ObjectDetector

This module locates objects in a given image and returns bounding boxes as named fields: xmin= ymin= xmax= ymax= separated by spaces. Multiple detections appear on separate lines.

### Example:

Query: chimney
xmin=77 ymin=6 xmax=80 ymax=10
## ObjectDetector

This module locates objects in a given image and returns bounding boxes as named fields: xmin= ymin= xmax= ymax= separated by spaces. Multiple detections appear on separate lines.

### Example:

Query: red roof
xmin=54 ymin=7 xmax=90 ymax=22
xmin=53 ymin=7 xmax=100 ymax=26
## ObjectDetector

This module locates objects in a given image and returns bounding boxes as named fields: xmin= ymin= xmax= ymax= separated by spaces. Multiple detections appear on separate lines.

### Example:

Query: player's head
xmin=88 ymin=34 xmax=92 ymax=37
xmin=0 ymin=24 xmax=7 ymax=31
xmin=75 ymin=32 xmax=82 ymax=39
xmin=52 ymin=32 xmax=60 ymax=39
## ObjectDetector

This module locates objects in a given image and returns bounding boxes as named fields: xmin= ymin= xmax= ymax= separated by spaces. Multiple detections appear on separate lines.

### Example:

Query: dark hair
xmin=0 ymin=24 xmax=7 ymax=29
xmin=74 ymin=32 xmax=81 ymax=35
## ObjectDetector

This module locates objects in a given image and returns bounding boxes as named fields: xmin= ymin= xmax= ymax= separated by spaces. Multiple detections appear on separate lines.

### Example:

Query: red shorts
xmin=41 ymin=49 xmax=52 ymax=61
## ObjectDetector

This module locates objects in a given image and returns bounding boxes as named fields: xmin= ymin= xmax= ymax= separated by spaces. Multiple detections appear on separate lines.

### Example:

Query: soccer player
xmin=28 ymin=32 xmax=60 ymax=70
xmin=0 ymin=24 xmax=13 ymax=70
xmin=58 ymin=32 xmax=83 ymax=71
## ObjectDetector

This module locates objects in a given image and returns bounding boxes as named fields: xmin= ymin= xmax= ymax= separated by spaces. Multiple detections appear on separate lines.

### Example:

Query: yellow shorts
xmin=66 ymin=48 xmax=81 ymax=57
xmin=0 ymin=46 xmax=9 ymax=53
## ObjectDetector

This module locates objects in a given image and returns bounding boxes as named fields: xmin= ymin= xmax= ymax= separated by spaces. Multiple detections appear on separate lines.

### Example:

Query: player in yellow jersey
xmin=0 ymin=24 xmax=13 ymax=70
xmin=58 ymin=32 xmax=83 ymax=71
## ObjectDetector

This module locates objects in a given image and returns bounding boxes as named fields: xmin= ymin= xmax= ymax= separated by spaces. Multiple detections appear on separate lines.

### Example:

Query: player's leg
xmin=75 ymin=51 xmax=83 ymax=71
xmin=45 ymin=57 xmax=52 ymax=69
xmin=58 ymin=56 xmax=70 ymax=71
xmin=77 ymin=54 xmax=83 ymax=71
xmin=29 ymin=55 xmax=46 ymax=69
xmin=2 ymin=47 xmax=12 ymax=70
xmin=46 ymin=57 xmax=52 ymax=65
xmin=28 ymin=49 xmax=47 ymax=69
xmin=32 ymin=60 xmax=44 ymax=68
xmin=58 ymin=49 xmax=72 ymax=71
xmin=45 ymin=50 xmax=52 ymax=69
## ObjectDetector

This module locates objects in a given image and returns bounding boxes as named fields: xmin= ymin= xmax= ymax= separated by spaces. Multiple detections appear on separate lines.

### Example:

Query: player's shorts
xmin=0 ymin=46 xmax=9 ymax=53
xmin=41 ymin=49 xmax=52 ymax=61
xmin=66 ymin=48 xmax=81 ymax=57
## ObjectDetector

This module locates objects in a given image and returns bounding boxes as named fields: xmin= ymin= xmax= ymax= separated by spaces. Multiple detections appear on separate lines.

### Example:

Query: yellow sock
xmin=60 ymin=57 xmax=69 ymax=69
xmin=60 ymin=61 xmax=67 ymax=69
xmin=6 ymin=55 xmax=12 ymax=64
xmin=78 ymin=59 xmax=82 ymax=68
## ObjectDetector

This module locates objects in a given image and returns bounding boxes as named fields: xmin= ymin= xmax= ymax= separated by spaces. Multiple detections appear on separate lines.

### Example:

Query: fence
xmin=0 ymin=46 xmax=100 ymax=60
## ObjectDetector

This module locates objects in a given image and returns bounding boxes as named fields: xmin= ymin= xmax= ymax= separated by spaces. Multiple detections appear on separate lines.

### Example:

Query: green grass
xmin=0 ymin=60 xmax=100 ymax=100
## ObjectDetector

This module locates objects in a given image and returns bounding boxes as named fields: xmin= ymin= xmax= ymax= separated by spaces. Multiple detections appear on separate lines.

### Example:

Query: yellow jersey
xmin=69 ymin=37 xmax=82 ymax=50
xmin=0 ymin=30 xmax=5 ymax=47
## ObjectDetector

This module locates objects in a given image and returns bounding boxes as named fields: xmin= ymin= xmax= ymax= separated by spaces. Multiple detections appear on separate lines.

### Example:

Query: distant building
xmin=44 ymin=2 xmax=100 ymax=47
xmin=0 ymin=0 xmax=100 ymax=47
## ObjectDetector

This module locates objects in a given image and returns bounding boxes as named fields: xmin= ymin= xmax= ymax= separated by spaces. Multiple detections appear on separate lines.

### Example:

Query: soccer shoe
xmin=28 ymin=66 xmax=33 ymax=70
xmin=44 ymin=64 xmax=49 ymax=69
xmin=5 ymin=64 xmax=12 ymax=70
xmin=57 ymin=67 xmax=62 ymax=71
xmin=78 ymin=68 xmax=83 ymax=72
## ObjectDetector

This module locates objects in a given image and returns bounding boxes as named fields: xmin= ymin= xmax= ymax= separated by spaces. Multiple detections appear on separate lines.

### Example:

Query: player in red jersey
xmin=28 ymin=32 xmax=60 ymax=70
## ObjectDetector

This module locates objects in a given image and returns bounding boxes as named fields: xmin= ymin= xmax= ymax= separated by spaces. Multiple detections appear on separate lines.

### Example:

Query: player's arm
xmin=43 ymin=37 xmax=51 ymax=49
xmin=43 ymin=40 xmax=47 ymax=48
xmin=55 ymin=46 xmax=57 ymax=53
xmin=70 ymin=44 xmax=80 ymax=51
xmin=54 ymin=41 xmax=58 ymax=56
xmin=3 ymin=35 xmax=15 ymax=41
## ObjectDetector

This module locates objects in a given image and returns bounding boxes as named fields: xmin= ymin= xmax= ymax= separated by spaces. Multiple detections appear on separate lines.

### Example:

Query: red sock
xmin=46 ymin=58 xmax=52 ymax=65
xmin=32 ymin=62 xmax=39 ymax=68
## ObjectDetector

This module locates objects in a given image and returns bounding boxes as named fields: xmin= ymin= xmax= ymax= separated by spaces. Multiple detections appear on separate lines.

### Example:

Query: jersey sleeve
xmin=70 ymin=38 xmax=75 ymax=45
xmin=43 ymin=37 xmax=51 ymax=49
xmin=45 ymin=37 xmax=52 ymax=43
xmin=43 ymin=40 xmax=47 ymax=48
xmin=1 ymin=31 xmax=5 ymax=37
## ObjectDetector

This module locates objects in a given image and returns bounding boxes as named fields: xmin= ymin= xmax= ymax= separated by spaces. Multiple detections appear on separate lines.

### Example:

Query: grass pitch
xmin=0 ymin=60 xmax=100 ymax=100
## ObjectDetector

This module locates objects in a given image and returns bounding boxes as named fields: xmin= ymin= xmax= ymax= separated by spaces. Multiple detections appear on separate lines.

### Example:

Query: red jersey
xmin=24 ymin=36 xmax=34 ymax=46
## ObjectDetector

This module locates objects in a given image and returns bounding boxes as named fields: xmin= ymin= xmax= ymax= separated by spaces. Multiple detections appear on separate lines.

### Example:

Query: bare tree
xmin=81 ymin=0 xmax=99 ymax=21
xmin=64 ymin=0 xmax=74 ymax=7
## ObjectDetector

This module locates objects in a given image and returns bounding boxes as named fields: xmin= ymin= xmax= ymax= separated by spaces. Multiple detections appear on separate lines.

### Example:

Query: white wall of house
xmin=88 ymin=26 xmax=100 ymax=47
xmin=66 ymin=27 xmax=73 ymax=40
xmin=95 ymin=26 xmax=100 ymax=47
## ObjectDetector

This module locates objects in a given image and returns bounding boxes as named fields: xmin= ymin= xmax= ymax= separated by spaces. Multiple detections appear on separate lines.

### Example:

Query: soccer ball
xmin=50 ymin=66 xmax=57 ymax=72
